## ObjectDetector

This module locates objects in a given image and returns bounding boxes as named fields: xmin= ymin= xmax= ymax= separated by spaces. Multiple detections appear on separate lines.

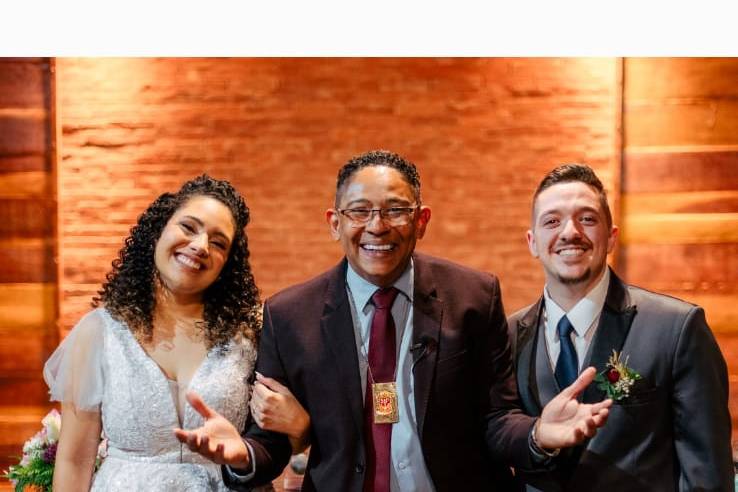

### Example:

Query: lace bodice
xmin=44 ymin=308 xmax=257 ymax=491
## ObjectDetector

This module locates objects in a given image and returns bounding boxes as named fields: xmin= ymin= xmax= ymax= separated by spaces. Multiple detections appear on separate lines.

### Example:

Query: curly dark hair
xmin=335 ymin=150 xmax=421 ymax=206
xmin=533 ymin=163 xmax=613 ymax=228
xmin=93 ymin=175 xmax=261 ymax=349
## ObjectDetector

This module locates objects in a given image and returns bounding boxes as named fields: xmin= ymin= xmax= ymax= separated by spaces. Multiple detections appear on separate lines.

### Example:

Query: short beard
xmin=557 ymin=267 xmax=592 ymax=286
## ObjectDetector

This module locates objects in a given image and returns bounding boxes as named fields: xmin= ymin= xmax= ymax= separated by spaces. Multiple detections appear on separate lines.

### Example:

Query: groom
xmin=509 ymin=163 xmax=733 ymax=491
xmin=177 ymin=151 xmax=613 ymax=491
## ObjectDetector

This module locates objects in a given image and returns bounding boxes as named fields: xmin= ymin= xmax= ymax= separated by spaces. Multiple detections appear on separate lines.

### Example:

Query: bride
xmin=44 ymin=176 xmax=309 ymax=491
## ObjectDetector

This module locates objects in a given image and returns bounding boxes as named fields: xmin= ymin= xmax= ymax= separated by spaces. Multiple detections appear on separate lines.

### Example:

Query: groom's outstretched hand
xmin=536 ymin=367 xmax=613 ymax=450
xmin=174 ymin=390 xmax=251 ymax=469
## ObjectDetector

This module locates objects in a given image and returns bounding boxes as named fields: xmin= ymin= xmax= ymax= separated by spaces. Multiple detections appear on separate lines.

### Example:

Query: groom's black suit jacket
xmin=508 ymin=270 xmax=733 ymax=492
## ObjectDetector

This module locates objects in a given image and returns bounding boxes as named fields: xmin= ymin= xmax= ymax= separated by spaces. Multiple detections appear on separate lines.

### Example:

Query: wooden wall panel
xmin=0 ymin=114 xmax=48 ymax=156
xmin=0 ymin=62 xmax=48 ymax=108
xmin=0 ymin=241 xmax=55 ymax=283
xmin=621 ymin=243 xmax=738 ymax=294
xmin=622 ymin=57 xmax=738 ymax=438
xmin=625 ymin=100 xmax=738 ymax=148
xmin=621 ymin=213 xmax=738 ymax=245
xmin=623 ymin=191 xmax=738 ymax=214
xmin=625 ymin=58 xmax=738 ymax=99
xmin=0 ymin=199 xmax=54 ymax=237
xmin=622 ymin=59 xmax=738 ymax=317
xmin=624 ymin=150 xmax=738 ymax=192
xmin=0 ymin=58 xmax=57 ymax=475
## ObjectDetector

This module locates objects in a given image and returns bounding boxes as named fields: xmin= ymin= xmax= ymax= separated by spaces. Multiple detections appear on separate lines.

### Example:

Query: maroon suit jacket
xmin=225 ymin=253 xmax=535 ymax=491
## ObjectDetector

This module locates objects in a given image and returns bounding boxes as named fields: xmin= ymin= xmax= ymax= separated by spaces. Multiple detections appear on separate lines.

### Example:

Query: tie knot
xmin=371 ymin=287 xmax=400 ymax=310
xmin=557 ymin=315 xmax=574 ymax=338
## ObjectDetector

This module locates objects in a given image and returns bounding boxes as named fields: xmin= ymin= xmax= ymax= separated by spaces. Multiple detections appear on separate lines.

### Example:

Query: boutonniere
xmin=594 ymin=350 xmax=642 ymax=401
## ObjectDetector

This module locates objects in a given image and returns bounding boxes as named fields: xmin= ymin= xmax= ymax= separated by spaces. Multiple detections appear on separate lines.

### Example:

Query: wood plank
xmin=623 ymin=191 xmax=738 ymax=214
xmin=0 ymin=58 xmax=45 ymax=63
xmin=0 ymin=199 xmax=54 ymax=237
xmin=0 ymin=108 xmax=47 ymax=118
xmin=0 ymin=283 xmax=55 ymax=330
xmin=623 ymin=150 xmax=738 ymax=193
xmin=624 ymin=99 xmax=738 ymax=147
xmin=625 ymin=58 xmax=738 ymax=99
xmin=0 ymin=60 xmax=48 ymax=109
xmin=658 ymin=292 xmax=738 ymax=334
xmin=0 ymin=380 xmax=51 ymax=406
xmin=0 ymin=330 xmax=53 ymax=373
xmin=0 ymin=154 xmax=48 ymax=172
xmin=0 ymin=171 xmax=51 ymax=198
xmin=621 ymin=213 xmax=738 ymax=244
xmin=0 ymin=115 xmax=48 ymax=155
xmin=620 ymin=243 xmax=738 ymax=294
xmin=0 ymin=238 xmax=55 ymax=283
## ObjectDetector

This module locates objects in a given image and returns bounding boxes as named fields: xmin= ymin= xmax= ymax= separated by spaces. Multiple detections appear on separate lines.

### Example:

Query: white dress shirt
xmin=543 ymin=268 xmax=610 ymax=371
xmin=346 ymin=260 xmax=436 ymax=492
xmin=227 ymin=261 xmax=436 ymax=490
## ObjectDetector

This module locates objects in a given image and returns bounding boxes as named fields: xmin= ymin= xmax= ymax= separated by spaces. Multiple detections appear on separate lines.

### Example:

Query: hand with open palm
xmin=536 ymin=367 xmax=613 ymax=450
xmin=174 ymin=391 xmax=251 ymax=469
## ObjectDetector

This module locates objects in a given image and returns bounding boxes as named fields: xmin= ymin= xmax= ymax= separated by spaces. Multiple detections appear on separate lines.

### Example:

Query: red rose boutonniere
xmin=594 ymin=350 xmax=642 ymax=401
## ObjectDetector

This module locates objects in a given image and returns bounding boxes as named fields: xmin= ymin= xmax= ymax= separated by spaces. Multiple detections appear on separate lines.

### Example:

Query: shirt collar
xmin=346 ymin=259 xmax=414 ymax=310
xmin=543 ymin=267 xmax=610 ymax=337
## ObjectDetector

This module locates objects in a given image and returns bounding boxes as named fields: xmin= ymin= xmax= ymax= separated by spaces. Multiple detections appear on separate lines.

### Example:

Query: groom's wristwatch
xmin=530 ymin=418 xmax=561 ymax=458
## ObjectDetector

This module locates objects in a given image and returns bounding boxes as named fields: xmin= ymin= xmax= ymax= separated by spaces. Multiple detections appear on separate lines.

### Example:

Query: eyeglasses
xmin=338 ymin=205 xmax=419 ymax=227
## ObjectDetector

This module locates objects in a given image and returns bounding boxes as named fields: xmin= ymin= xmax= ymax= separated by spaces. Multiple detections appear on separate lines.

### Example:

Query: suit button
xmin=355 ymin=463 xmax=364 ymax=473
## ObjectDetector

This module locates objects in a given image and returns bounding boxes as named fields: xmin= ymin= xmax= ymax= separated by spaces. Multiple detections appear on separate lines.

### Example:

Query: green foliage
xmin=594 ymin=372 xmax=618 ymax=399
xmin=3 ymin=456 xmax=54 ymax=492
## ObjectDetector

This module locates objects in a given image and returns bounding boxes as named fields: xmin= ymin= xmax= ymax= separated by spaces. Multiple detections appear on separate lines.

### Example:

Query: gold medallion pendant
xmin=372 ymin=382 xmax=399 ymax=424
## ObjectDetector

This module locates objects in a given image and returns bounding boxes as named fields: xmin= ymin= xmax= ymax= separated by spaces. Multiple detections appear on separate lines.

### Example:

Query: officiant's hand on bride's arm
xmin=175 ymin=380 xmax=311 ymax=465
xmin=250 ymin=372 xmax=311 ymax=453
xmin=174 ymin=391 xmax=251 ymax=469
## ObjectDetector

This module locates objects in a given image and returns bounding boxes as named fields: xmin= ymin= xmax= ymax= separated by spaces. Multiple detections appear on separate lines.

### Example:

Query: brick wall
xmin=56 ymin=57 xmax=621 ymax=331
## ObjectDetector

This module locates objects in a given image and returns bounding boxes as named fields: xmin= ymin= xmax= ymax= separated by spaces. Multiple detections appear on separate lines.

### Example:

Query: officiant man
xmin=508 ymin=163 xmax=733 ymax=491
xmin=178 ymin=151 xmax=613 ymax=491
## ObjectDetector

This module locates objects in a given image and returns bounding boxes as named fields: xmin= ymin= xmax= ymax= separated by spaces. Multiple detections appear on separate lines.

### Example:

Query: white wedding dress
xmin=44 ymin=308 xmax=258 ymax=491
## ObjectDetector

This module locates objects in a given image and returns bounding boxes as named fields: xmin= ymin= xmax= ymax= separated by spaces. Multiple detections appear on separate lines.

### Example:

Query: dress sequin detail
xmin=86 ymin=309 xmax=257 ymax=491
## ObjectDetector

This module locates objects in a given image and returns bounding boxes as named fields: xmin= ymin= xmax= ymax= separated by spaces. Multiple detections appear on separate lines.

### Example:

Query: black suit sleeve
xmin=671 ymin=306 xmax=734 ymax=491
xmin=482 ymin=275 xmax=536 ymax=469
xmin=222 ymin=302 xmax=293 ymax=491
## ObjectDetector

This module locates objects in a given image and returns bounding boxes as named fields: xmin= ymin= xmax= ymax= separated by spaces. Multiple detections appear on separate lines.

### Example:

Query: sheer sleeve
xmin=43 ymin=309 xmax=106 ymax=412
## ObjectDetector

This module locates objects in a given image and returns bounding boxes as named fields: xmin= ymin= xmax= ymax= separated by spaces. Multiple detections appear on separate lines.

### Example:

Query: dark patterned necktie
xmin=363 ymin=287 xmax=400 ymax=492
xmin=554 ymin=315 xmax=578 ymax=390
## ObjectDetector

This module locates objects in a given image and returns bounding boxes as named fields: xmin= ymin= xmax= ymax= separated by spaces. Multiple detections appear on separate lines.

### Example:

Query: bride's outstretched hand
xmin=174 ymin=391 xmax=250 ymax=469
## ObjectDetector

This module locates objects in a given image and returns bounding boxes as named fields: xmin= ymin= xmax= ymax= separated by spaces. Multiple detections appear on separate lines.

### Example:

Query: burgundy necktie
xmin=363 ymin=287 xmax=400 ymax=492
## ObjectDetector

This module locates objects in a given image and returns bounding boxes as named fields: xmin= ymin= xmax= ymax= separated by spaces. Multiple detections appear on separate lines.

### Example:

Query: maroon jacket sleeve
xmin=481 ymin=275 xmax=536 ymax=469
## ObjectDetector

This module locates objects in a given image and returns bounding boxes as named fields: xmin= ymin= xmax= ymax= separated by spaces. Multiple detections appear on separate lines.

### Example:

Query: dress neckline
xmin=116 ymin=320 xmax=218 ymax=429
